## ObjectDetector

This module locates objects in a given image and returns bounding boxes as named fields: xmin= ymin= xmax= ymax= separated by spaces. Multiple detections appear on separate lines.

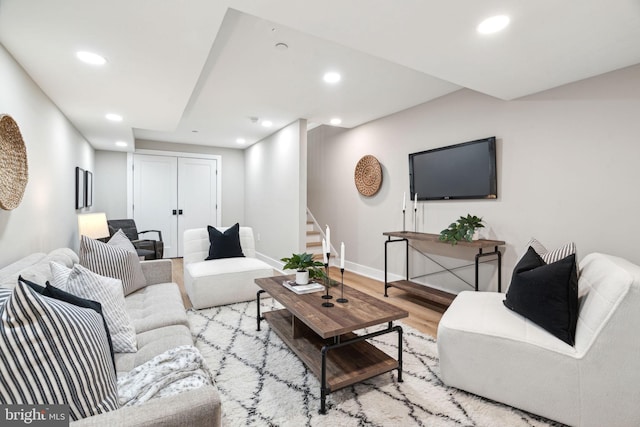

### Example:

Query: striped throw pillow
xmin=51 ymin=262 xmax=137 ymax=353
xmin=0 ymin=281 xmax=119 ymax=420
xmin=80 ymin=235 xmax=147 ymax=295
xmin=524 ymin=238 xmax=579 ymax=277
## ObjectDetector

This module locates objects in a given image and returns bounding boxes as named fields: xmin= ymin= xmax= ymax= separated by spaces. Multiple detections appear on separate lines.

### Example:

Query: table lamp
xmin=77 ymin=212 xmax=109 ymax=240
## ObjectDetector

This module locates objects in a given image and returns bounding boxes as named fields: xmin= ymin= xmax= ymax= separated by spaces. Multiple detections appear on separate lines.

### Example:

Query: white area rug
xmin=188 ymin=299 xmax=563 ymax=427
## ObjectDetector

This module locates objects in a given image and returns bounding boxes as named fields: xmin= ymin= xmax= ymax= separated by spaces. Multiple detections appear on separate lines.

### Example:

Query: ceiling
xmin=1 ymin=0 xmax=639 ymax=151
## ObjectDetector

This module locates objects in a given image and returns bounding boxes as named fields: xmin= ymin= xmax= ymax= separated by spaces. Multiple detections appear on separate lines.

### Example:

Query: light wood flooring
xmin=170 ymin=258 xmax=446 ymax=337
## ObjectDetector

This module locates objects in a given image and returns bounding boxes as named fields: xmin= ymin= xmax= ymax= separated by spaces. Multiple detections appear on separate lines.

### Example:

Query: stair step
xmin=307 ymin=241 xmax=322 ymax=248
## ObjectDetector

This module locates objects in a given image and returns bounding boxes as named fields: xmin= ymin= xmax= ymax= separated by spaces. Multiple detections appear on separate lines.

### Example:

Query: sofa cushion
xmin=80 ymin=235 xmax=147 ymax=295
xmin=504 ymin=246 xmax=579 ymax=345
xmin=206 ymin=223 xmax=245 ymax=260
xmin=0 ymin=281 xmax=119 ymax=420
xmin=51 ymin=262 xmax=138 ymax=353
xmin=126 ymin=283 xmax=188 ymax=333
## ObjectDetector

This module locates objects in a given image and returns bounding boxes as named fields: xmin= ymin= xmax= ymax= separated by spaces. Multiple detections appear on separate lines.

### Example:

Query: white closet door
xmin=177 ymin=157 xmax=218 ymax=256
xmin=133 ymin=155 xmax=178 ymax=258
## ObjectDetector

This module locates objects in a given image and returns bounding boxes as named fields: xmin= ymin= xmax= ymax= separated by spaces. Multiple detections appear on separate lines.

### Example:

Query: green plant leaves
xmin=438 ymin=214 xmax=484 ymax=245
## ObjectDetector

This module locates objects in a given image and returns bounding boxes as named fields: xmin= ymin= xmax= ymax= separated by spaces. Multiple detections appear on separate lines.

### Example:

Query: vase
xmin=296 ymin=270 xmax=309 ymax=285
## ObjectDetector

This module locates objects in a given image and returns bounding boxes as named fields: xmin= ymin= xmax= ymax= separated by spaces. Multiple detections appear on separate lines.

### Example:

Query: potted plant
xmin=439 ymin=214 xmax=485 ymax=245
xmin=280 ymin=252 xmax=325 ymax=285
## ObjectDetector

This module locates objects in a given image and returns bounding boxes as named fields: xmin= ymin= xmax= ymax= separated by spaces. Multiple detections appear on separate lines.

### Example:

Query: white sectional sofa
xmin=183 ymin=227 xmax=274 ymax=309
xmin=437 ymin=252 xmax=640 ymax=427
xmin=0 ymin=248 xmax=221 ymax=426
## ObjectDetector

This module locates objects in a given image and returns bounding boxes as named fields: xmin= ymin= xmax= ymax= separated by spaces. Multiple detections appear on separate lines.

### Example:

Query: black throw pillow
xmin=503 ymin=246 xmax=579 ymax=346
xmin=206 ymin=223 xmax=245 ymax=260
xmin=18 ymin=276 xmax=116 ymax=368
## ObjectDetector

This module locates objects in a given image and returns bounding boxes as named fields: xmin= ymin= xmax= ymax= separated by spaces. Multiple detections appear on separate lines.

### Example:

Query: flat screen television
xmin=409 ymin=137 xmax=497 ymax=200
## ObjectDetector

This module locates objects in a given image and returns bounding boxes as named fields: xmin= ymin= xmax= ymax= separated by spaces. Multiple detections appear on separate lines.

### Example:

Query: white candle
xmin=322 ymin=239 xmax=327 ymax=264
xmin=340 ymin=242 xmax=345 ymax=269
xmin=414 ymin=193 xmax=418 ymax=210
xmin=325 ymin=225 xmax=331 ymax=255
xmin=403 ymin=192 xmax=406 ymax=211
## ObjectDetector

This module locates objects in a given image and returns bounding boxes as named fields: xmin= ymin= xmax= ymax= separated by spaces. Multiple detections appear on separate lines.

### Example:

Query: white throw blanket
xmin=118 ymin=345 xmax=213 ymax=407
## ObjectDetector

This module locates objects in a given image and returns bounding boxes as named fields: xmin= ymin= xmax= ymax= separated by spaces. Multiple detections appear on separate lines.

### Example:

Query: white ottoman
xmin=183 ymin=227 xmax=274 ymax=309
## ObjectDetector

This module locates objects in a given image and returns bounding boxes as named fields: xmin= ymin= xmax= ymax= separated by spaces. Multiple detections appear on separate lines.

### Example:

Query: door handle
xmin=172 ymin=209 xmax=177 ymax=215
xmin=178 ymin=209 xmax=183 ymax=215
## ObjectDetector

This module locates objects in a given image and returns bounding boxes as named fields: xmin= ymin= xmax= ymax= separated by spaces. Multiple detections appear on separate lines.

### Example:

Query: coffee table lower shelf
xmin=262 ymin=309 xmax=402 ymax=413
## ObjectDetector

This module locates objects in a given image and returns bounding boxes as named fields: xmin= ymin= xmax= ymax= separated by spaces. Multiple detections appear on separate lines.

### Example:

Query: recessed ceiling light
xmin=115 ymin=141 xmax=128 ymax=147
xmin=236 ymin=138 xmax=246 ymax=144
xmin=275 ymin=42 xmax=288 ymax=50
xmin=330 ymin=118 xmax=342 ymax=126
xmin=105 ymin=113 xmax=122 ymax=122
xmin=477 ymin=15 xmax=510 ymax=34
xmin=76 ymin=51 xmax=107 ymax=65
xmin=323 ymin=71 xmax=341 ymax=84
xmin=261 ymin=120 xmax=273 ymax=128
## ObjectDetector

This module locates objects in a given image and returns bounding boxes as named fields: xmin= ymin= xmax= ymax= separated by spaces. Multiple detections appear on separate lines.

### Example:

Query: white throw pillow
xmin=51 ymin=262 xmax=137 ymax=353
xmin=80 ymin=234 xmax=147 ymax=295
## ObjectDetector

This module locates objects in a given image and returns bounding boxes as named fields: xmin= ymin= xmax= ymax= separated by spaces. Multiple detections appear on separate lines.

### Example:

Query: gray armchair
xmin=107 ymin=219 xmax=164 ymax=259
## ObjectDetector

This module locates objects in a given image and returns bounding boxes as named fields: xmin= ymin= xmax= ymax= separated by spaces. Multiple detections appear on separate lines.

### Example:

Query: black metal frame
xmin=384 ymin=236 xmax=502 ymax=295
xmin=256 ymin=290 xmax=404 ymax=414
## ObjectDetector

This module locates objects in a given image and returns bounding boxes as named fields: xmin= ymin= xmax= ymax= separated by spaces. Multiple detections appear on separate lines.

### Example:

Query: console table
xmin=383 ymin=231 xmax=505 ymax=306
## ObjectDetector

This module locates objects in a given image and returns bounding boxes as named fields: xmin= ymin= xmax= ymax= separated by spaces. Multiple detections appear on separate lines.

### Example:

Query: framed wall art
xmin=75 ymin=166 xmax=85 ymax=209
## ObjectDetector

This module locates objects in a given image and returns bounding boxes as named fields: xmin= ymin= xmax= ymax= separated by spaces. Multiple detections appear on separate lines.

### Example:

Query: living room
xmin=1 ymin=1 xmax=640 ymax=426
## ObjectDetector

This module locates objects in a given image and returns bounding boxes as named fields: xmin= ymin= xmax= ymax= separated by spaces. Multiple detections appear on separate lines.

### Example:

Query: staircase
xmin=305 ymin=210 xmax=330 ymax=262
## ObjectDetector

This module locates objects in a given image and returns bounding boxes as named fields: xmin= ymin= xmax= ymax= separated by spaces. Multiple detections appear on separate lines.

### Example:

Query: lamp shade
xmin=77 ymin=212 xmax=109 ymax=239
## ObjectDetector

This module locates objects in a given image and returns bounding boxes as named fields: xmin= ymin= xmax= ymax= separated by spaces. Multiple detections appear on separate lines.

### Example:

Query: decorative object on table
xmin=0 ymin=114 xmax=29 ymax=210
xmin=84 ymin=170 xmax=93 ymax=207
xmin=321 ymin=237 xmax=333 ymax=307
xmin=354 ymin=155 xmax=382 ymax=197
xmin=280 ymin=252 xmax=324 ymax=285
xmin=337 ymin=242 xmax=348 ymax=303
xmin=75 ymin=167 xmax=85 ymax=209
xmin=281 ymin=279 xmax=324 ymax=295
xmin=439 ymin=214 xmax=485 ymax=245
xmin=401 ymin=192 xmax=407 ymax=232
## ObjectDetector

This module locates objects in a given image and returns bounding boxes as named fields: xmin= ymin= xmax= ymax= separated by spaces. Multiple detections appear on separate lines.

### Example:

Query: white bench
xmin=183 ymin=227 xmax=274 ymax=309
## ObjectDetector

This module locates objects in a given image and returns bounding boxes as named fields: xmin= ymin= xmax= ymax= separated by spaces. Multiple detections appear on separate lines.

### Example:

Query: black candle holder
xmin=336 ymin=268 xmax=348 ymax=303
xmin=402 ymin=209 xmax=406 ymax=233
xmin=414 ymin=207 xmax=417 ymax=233
xmin=321 ymin=254 xmax=334 ymax=307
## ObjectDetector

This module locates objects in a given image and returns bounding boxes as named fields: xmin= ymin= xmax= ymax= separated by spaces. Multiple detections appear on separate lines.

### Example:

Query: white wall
xmin=308 ymin=64 xmax=640 ymax=293
xmin=0 ymin=44 xmax=95 ymax=266
xmin=95 ymin=140 xmax=246 ymax=226
xmin=245 ymin=120 xmax=307 ymax=263
xmin=94 ymin=150 xmax=128 ymax=218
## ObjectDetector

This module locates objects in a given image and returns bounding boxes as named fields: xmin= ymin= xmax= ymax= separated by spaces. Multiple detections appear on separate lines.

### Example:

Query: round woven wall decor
xmin=354 ymin=155 xmax=382 ymax=197
xmin=0 ymin=114 xmax=29 ymax=210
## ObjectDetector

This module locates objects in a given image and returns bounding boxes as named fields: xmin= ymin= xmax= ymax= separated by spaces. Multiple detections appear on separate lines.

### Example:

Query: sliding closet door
xmin=177 ymin=157 xmax=218 ymax=256
xmin=133 ymin=154 xmax=178 ymax=257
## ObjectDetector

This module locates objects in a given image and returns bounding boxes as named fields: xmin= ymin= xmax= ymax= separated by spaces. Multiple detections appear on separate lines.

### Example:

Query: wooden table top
xmin=383 ymin=231 xmax=505 ymax=248
xmin=255 ymin=275 xmax=408 ymax=339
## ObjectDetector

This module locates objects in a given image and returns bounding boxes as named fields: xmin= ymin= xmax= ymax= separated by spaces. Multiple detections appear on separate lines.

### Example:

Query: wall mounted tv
xmin=409 ymin=136 xmax=497 ymax=201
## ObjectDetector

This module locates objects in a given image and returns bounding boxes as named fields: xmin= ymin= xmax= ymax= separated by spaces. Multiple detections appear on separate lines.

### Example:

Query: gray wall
xmin=308 ymin=64 xmax=640 ymax=293
xmin=0 ymin=44 xmax=94 ymax=266
xmin=245 ymin=120 xmax=307 ymax=263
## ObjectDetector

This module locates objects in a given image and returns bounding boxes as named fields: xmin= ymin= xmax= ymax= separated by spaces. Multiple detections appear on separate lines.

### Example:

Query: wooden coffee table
xmin=255 ymin=275 xmax=408 ymax=414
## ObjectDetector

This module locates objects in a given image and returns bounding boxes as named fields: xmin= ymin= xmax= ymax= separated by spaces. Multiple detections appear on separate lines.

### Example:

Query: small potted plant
xmin=280 ymin=252 xmax=325 ymax=285
xmin=439 ymin=214 xmax=485 ymax=245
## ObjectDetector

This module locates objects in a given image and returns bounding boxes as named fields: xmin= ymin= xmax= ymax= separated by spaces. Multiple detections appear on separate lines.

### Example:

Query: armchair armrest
xmin=140 ymin=259 xmax=172 ymax=285
xmin=70 ymin=385 xmax=221 ymax=427
xmin=139 ymin=229 xmax=163 ymax=242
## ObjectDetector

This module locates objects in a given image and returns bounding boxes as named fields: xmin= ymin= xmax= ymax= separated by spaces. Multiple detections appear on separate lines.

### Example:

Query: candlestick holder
xmin=336 ymin=268 xmax=348 ymax=303
xmin=402 ymin=209 xmax=406 ymax=233
xmin=321 ymin=254 xmax=334 ymax=307
xmin=414 ymin=207 xmax=417 ymax=233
